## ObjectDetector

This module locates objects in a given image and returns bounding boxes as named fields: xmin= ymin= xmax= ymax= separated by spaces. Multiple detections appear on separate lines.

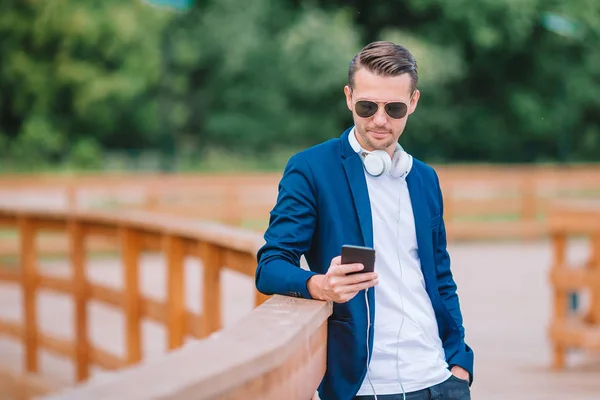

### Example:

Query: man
xmin=255 ymin=41 xmax=473 ymax=400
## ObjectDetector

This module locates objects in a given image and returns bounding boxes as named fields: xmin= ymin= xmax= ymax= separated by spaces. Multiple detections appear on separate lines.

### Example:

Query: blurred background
xmin=1 ymin=1 xmax=600 ymax=399
xmin=1 ymin=0 xmax=599 ymax=172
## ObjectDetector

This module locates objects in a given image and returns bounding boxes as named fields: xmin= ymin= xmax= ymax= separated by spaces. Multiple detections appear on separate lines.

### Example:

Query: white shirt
xmin=349 ymin=130 xmax=451 ymax=395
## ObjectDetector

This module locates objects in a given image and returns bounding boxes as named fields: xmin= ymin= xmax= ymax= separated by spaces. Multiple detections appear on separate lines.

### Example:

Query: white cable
xmin=395 ymin=180 xmax=406 ymax=400
xmin=365 ymin=289 xmax=378 ymax=400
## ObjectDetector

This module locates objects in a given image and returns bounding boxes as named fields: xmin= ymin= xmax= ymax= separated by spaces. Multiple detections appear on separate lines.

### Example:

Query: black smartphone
xmin=341 ymin=245 xmax=376 ymax=275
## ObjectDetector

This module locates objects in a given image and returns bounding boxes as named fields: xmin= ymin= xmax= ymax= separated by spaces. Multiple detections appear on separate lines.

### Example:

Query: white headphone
xmin=348 ymin=127 xmax=412 ymax=178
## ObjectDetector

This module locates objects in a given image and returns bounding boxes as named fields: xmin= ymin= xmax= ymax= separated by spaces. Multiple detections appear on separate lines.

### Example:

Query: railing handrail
xmin=0 ymin=204 xmax=265 ymax=255
xmin=43 ymin=296 xmax=332 ymax=400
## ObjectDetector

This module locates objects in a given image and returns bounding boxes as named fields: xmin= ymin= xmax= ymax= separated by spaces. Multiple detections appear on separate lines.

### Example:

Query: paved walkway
xmin=1 ymin=239 xmax=599 ymax=399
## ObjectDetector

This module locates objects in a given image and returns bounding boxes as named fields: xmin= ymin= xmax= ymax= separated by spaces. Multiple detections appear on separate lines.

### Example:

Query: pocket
xmin=445 ymin=375 xmax=471 ymax=399
xmin=430 ymin=215 xmax=441 ymax=228
xmin=448 ymin=374 xmax=469 ymax=385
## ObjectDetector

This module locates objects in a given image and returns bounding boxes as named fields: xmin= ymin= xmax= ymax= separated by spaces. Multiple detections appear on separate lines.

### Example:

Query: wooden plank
xmin=70 ymin=220 xmax=89 ymax=382
xmin=32 ymin=217 xmax=66 ymax=232
xmin=42 ymin=296 xmax=332 ymax=400
xmin=549 ymin=267 xmax=600 ymax=290
xmin=39 ymin=332 xmax=75 ymax=360
xmin=255 ymin=291 xmax=271 ymax=307
xmin=200 ymin=242 xmax=222 ymax=337
xmin=221 ymin=248 xmax=256 ymax=277
xmin=0 ymin=318 xmax=24 ymax=339
xmin=0 ymin=368 xmax=64 ymax=399
xmin=0 ymin=214 xmax=17 ymax=227
xmin=447 ymin=198 xmax=524 ymax=218
xmin=550 ymin=232 xmax=567 ymax=369
xmin=38 ymin=274 xmax=73 ymax=295
xmin=83 ymin=222 xmax=119 ymax=238
xmin=549 ymin=318 xmax=600 ymax=351
xmin=185 ymin=311 xmax=204 ymax=338
xmin=121 ymin=227 xmax=142 ymax=365
xmin=586 ymin=234 xmax=600 ymax=324
xmin=19 ymin=216 xmax=38 ymax=373
xmin=165 ymin=235 xmax=185 ymax=350
xmin=140 ymin=296 xmax=166 ymax=324
xmin=0 ymin=268 xmax=21 ymax=284
xmin=139 ymin=231 xmax=163 ymax=251
xmin=447 ymin=220 xmax=545 ymax=241
xmin=37 ymin=329 xmax=126 ymax=370
xmin=89 ymin=283 xmax=124 ymax=308
xmin=89 ymin=346 xmax=126 ymax=370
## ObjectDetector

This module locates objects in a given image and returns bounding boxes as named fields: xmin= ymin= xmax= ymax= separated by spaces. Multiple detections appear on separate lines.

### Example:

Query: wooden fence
xmin=547 ymin=200 xmax=600 ymax=369
xmin=0 ymin=204 xmax=332 ymax=399
xmin=1 ymin=167 xmax=600 ymax=397
xmin=2 ymin=165 xmax=600 ymax=245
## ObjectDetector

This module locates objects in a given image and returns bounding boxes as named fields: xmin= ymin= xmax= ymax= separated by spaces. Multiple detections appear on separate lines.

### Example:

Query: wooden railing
xmin=2 ymin=165 xmax=600 ymax=243
xmin=43 ymin=296 xmax=331 ymax=400
xmin=0 ymin=204 xmax=333 ymax=399
xmin=547 ymin=200 xmax=600 ymax=369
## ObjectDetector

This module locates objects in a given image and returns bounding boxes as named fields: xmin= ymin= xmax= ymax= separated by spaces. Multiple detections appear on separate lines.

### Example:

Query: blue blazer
xmin=255 ymin=127 xmax=474 ymax=400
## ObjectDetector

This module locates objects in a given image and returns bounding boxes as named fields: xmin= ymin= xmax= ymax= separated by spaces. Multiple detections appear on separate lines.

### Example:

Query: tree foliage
xmin=0 ymin=0 xmax=599 ymax=170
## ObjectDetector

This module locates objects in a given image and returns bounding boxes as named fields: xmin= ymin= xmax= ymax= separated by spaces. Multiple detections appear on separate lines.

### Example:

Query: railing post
xmin=255 ymin=290 xmax=270 ymax=308
xmin=165 ymin=235 xmax=185 ymax=350
xmin=551 ymin=230 xmax=567 ymax=369
xmin=521 ymin=175 xmax=537 ymax=239
xmin=69 ymin=219 xmax=89 ymax=381
xmin=585 ymin=233 xmax=600 ymax=324
xmin=121 ymin=227 xmax=141 ymax=364
xmin=66 ymin=181 xmax=77 ymax=211
xmin=19 ymin=216 xmax=38 ymax=373
xmin=200 ymin=242 xmax=221 ymax=337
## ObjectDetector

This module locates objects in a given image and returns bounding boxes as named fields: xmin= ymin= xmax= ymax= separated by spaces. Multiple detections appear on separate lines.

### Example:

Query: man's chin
xmin=367 ymin=135 xmax=395 ymax=150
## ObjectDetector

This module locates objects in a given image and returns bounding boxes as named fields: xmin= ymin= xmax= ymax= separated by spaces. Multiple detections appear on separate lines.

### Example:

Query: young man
xmin=255 ymin=41 xmax=473 ymax=400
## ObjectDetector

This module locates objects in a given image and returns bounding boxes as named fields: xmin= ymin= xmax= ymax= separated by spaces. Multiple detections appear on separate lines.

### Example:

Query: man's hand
xmin=450 ymin=366 xmax=470 ymax=382
xmin=307 ymin=256 xmax=378 ymax=303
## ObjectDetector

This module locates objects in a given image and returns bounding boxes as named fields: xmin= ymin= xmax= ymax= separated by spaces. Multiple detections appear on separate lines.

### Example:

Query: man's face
xmin=344 ymin=68 xmax=420 ymax=156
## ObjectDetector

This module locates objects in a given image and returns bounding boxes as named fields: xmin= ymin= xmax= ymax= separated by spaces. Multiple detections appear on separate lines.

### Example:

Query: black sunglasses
xmin=354 ymin=100 xmax=409 ymax=119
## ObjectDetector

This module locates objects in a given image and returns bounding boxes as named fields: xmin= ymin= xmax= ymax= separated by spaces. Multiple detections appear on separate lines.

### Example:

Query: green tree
xmin=0 ymin=0 xmax=170 ymax=167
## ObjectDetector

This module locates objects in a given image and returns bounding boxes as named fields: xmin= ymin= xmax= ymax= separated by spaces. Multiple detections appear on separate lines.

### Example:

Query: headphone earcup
xmin=363 ymin=150 xmax=391 ymax=177
xmin=390 ymin=150 xmax=410 ymax=178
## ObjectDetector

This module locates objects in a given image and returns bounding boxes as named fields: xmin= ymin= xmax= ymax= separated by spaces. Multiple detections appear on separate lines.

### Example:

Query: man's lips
xmin=369 ymin=130 xmax=390 ymax=138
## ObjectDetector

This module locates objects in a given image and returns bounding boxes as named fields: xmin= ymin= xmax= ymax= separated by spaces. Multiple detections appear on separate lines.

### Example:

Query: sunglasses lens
xmin=355 ymin=101 xmax=378 ymax=118
xmin=385 ymin=102 xmax=408 ymax=119
xmin=355 ymin=101 xmax=408 ymax=119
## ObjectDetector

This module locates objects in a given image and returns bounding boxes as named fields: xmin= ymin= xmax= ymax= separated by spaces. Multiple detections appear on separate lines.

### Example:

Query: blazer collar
xmin=340 ymin=126 xmax=373 ymax=247
xmin=340 ymin=126 xmax=356 ymax=160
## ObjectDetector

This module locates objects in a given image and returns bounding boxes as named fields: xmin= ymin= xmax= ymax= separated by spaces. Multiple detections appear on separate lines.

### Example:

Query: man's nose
xmin=372 ymin=106 xmax=388 ymax=126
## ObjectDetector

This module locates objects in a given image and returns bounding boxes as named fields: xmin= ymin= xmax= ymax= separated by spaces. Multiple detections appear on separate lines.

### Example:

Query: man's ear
xmin=408 ymin=89 xmax=420 ymax=116
xmin=344 ymin=85 xmax=353 ymax=112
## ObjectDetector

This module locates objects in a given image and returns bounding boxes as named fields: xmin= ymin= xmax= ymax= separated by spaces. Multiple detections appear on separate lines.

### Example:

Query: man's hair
xmin=348 ymin=41 xmax=418 ymax=92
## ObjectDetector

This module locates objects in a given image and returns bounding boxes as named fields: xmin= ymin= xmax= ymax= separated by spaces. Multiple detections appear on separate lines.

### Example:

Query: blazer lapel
xmin=406 ymin=168 xmax=435 ymax=287
xmin=343 ymin=156 xmax=373 ymax=248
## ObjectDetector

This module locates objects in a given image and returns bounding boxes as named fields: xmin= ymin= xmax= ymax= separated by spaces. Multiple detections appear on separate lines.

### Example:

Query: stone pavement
xmin=1 ymin=240 xmax=600 ymax=399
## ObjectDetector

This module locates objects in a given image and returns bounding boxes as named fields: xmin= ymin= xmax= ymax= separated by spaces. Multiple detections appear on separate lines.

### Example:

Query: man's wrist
xmin=307 ymin=274 xmax=324 ymax=300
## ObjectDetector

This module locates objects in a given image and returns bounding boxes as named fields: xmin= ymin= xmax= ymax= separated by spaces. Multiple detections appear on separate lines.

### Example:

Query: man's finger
xmin=331 ymin=262 xmax=364 ymax=275
xmin=340 ymin=278 xmax=379 ymax=294
xmin=330 ymin=255 xmax=342 ymax=266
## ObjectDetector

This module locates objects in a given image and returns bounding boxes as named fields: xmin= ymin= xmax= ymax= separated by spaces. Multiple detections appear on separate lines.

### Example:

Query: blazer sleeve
xmin=432 ymin=171 xmax=475 ymax=382
xmin=255 ymin=154 xmax=318 ymax=299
